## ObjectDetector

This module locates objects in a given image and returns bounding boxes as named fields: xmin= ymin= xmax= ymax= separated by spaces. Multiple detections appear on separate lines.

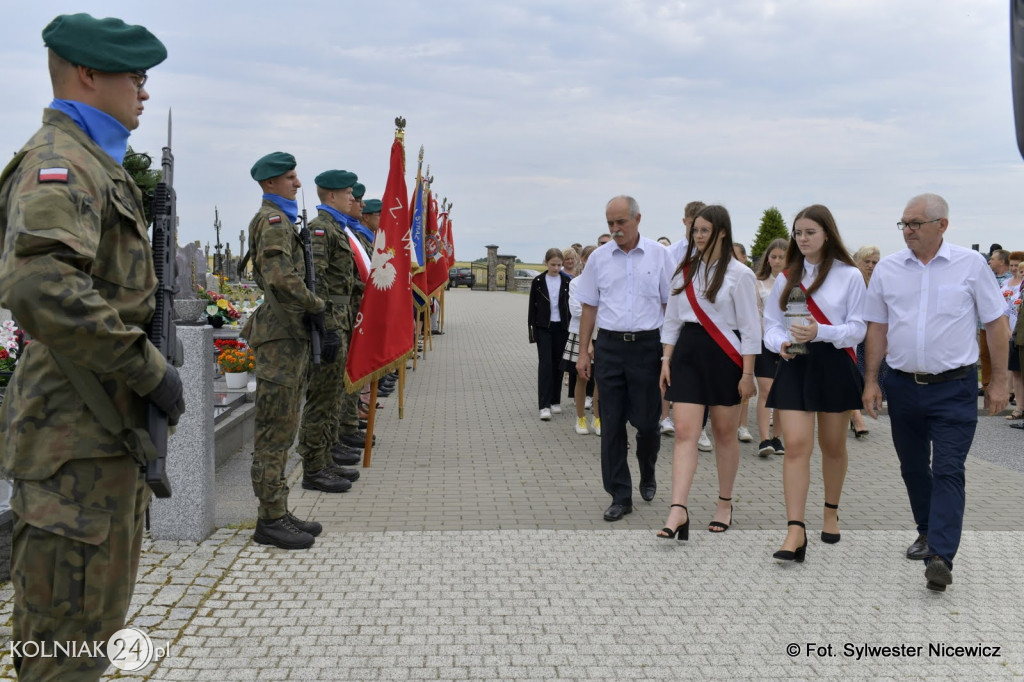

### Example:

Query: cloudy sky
xmin=3 ymin=1 xmax=1023 ymax=264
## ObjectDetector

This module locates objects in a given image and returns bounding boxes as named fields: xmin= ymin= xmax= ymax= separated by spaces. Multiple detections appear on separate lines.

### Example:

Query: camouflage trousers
xmin=10 ymin=455 xmax=149 ymax=681
xmin=297 ymin=330 xmax=349 ymax=471
xmin=338 ymin=384 xmax=361 ymax=437
xmin=252 ymin=338 xmax=309 ymax=520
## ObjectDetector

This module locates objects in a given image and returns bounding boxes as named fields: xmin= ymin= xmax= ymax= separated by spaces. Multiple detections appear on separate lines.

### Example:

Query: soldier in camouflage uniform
xmin=242 ymin=152 xmax=345 ymax=550
xmin=0 ymin=14 xmax=183 ymax=680
xmin=296 ymin=170 xmax=365 ymax=482
xmin=333 ymin=182 xmax=377 ymax=451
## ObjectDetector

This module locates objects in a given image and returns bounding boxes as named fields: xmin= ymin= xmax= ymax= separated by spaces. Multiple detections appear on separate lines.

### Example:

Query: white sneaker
xmin=540 ymin=408 xmax=552 ymax=421
xmin=550 ymin=404 xmax=562 ymax=414
xmin=660 ymin=417 xmax=675 ymax=435
xmin=575 ymin=417 xmax=589 ymax=434
xmin=737 ymin=426 xmax=753 ymax=442
xmin=697 ymin=429 xmax=712 ymax=452
xmin=585 ymin=396 xmax=593 ymax=411
xmin=591 ymin=417 xmax=602 ymax=435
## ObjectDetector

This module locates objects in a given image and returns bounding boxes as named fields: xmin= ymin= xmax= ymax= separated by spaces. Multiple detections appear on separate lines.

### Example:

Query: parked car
xmin=515 ymin=268 xmax=541 ymax=279
xmin=448 ymin=267 xmax=475 ymax=288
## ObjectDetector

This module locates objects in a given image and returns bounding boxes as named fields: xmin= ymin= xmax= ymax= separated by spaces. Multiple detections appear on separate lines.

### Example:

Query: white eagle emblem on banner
xmin=370 ymin=229 xmax=397 ymax=290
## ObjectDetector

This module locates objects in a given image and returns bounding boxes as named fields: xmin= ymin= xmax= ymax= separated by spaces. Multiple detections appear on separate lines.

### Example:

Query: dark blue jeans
xmin=885 ymin=370 xmax=977 ymax=567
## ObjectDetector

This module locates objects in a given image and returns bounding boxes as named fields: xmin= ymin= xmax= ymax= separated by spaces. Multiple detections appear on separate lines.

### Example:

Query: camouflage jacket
xmin=309 ymin=210 xmax=364 ymax=332
xmin=0 ymin=109 xmax=166 ymax=480
xmin=241 ymin=200 xmax=324 ymax=347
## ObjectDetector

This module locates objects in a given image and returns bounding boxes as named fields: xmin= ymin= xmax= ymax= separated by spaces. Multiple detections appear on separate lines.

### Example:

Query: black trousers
xmin=534 ymin=325 xmax=568 ymax=409
xmin=594 ymin=333 xmax=661 ymax=505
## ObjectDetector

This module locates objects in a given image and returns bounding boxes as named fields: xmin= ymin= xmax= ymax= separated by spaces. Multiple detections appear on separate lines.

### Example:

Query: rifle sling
xmin=50 ymin=350 xmax=157 ymax=470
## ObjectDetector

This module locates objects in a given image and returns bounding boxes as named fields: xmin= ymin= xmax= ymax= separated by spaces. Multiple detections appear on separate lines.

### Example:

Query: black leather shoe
xmin=906 ymin=533 xmax=930 ymax=560
xmin=328 ymin=465 xmax=360 ymax=482
xmin=332 ymin=446 xmax=361 ymax=466
xmin=603 ymin=503 xmax=633 ymax=521
xmin=253 ymin=516 xmax=315 ymax=550
xmin=301 ymin=468 xmax=352 ymax=493
xmin=639 ymin=480 xmax=656 ymax=502
xmin=925 ymin=556 xmax=952 ymax=591
xmin=286 ymin=512 xmax=322 ymax=537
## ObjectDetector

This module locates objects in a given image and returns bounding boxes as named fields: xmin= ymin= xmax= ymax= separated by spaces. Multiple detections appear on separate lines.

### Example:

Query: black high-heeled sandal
xmin=773 ymin=521 xmax=807 ymax=562
xmin=656 ymin=504 xmax=689 ymax=541
xmin=821 ymin=502 xmax=841 ymax=544
xmin=708 ymin=496 xmax=732 ymax=533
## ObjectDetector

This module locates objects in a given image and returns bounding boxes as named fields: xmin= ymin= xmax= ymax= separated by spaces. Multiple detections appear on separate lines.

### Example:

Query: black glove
xmin=147 ymin=364 xmax=185 ymax=426
xmin=304 ymin=310 xmax=327 ymax=337
xmin=322 ymin=329 xmax=342 ymax=364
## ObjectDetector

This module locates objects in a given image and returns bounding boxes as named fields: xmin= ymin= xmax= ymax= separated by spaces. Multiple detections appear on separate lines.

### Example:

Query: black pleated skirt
xmin=754 ymin=341 xmax=780 ymax=379
xmin=665 ymin=323 xmax=743 ymax=406
xmin=766 ymin=341 xmax=864 ymax=413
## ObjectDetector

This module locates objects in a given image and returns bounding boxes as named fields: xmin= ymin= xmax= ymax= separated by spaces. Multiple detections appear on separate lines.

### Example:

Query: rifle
xmin=298 ymin=203 xmax=322 ymax=366
xmin=145 ymin=111 xmax=181 ymax=498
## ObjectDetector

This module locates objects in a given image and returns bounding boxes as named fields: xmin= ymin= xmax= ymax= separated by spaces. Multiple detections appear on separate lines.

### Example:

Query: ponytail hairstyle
xmin=777 ymin=204 xmax=856 ymax=311
xmin=672 ymin=205 xmax=734 ymax=304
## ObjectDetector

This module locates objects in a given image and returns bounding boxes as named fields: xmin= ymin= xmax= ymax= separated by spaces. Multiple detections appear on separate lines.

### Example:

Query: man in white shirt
xmin=862 ymin=193 xmax=1008 ymax=592
xmin=575 ymin=196 xmax=675 ymax=520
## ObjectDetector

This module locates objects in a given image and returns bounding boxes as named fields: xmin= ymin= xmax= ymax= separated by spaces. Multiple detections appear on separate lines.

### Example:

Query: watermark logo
xmin=106 ymin=627 xmax=167 ymax=671
xmin=8 ymin=627 xmax=170 ymax=672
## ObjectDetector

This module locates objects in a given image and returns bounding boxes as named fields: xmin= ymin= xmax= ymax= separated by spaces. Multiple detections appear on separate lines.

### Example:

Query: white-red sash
xmin=682 ymin=266 xmax=742 ymax=368
xmin=799 ymin=282 xmax=857 ymax=364
xmin=344 ymin=227 xmax=371 ymax=283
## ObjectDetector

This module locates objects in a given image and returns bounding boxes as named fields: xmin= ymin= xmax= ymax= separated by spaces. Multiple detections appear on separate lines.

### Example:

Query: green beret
xmin=314 ymin=170 xmax=357 ymax=190
xmin=43 ymin=13 xmax=167 ymax=73
xmin=250 ymin=152 xmax=296 ymax=182
xmin=363 ymin=199 xmax=382 ymax=214
xmin=352 ymin=183 xmax=366 ymax=199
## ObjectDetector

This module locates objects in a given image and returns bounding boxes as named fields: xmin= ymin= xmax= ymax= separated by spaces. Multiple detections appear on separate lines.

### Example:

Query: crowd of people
xmin=527 ymin=193 xmax=1014 ymax=593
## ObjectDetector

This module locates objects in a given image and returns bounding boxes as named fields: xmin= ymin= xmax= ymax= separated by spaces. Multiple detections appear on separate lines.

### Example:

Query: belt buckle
xmin=912 ymin=372 xmax=928 ymax=385
xmin=622 ymin=332 xmax=636 ymax=342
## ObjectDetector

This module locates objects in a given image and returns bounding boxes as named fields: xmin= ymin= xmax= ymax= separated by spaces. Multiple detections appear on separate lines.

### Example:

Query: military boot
xmin=328 ymin=465 xmax=360 ymax=482
xmin=332 ymin=442 xmax=361 ymax=466
xmin=302 ymin=468 xmax=352 ymax=493
xmin=340 ymin=431 xmax=375 ymax=449
xmin=286 ymin=512 xmax=323 ymax=537
xmin=253 ymin=516 xmax=315 ymax=550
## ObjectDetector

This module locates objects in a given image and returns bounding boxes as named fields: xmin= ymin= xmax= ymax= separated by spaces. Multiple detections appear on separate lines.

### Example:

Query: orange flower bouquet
xmin=215 ymin=339 xmax=254 ymax=373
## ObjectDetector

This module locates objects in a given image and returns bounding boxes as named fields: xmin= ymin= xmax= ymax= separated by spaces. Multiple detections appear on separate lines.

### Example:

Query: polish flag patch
xmin=314 ymin=228 xmax=325 ymax=236
xmin=38 ymin=167 xmax=69 ymax=183
xmin=268 ymin=215 xmax=282 ymax=224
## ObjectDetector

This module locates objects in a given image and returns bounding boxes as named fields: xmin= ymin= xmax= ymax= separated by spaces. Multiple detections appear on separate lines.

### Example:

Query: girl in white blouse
xmin=754 ymin=237 xmax=789 ymax=456
xmin=763 ymin=204 xmax=866 ymax=562
xmin=657 ymin=205 xmax=760 ymax=540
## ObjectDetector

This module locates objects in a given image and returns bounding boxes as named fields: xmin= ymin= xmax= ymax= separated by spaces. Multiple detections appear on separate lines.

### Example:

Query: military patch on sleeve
xmin=268 ymin=215 xmax=282 ymax=224
xmin=314 ymin=228 xmax=325 ymax=236
xmin=38 ymin=167 xmax=69 ymax=183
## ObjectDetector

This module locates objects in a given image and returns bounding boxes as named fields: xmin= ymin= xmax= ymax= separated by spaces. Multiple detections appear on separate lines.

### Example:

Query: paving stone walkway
xmin=1 ymin=288 xmax=1022 ymax=679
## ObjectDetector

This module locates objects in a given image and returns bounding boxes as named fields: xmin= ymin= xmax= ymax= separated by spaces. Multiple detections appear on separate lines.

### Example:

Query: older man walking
xmin=863 ymin=193 xmax=1008 ymax=592
xmin=575 ymin=196 xmax=675 ymax=521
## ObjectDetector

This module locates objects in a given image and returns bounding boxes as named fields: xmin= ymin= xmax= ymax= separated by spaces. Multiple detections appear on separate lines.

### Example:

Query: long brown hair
xmin=777 ymin=204 xmax=855 ymax=311
xmin=672 ymin=205 xmax=734 ymax=304
xmin=756 ymin=238 xmax=789 ymax=281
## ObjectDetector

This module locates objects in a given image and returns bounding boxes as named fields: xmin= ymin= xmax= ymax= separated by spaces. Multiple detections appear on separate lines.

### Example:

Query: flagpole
xmin=439 ymin=197 xmax=448 ymax=333
xmin=359 ymin=115 xmax=411 ymax=459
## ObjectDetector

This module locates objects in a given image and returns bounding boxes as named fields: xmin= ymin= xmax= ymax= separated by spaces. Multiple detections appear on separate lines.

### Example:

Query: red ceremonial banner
xmin=344 ymin=138 xmax=414 ymax=389
xmin=425 ymin=192 xmax=448 ymax=296
xmin=445 ymin=216 xmax=455 ymax=269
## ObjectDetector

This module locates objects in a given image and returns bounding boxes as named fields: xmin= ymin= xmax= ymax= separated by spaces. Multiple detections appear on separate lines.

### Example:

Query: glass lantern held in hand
xmin=784 ymin=288 xmax=811 ymax=356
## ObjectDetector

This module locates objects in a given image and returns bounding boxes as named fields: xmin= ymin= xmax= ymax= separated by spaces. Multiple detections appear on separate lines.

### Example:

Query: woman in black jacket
xmin=528 ymin=248 xmax=572 ymax=420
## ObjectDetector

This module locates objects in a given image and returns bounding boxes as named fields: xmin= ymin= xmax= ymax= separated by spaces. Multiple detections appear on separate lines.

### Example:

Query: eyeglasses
xmin=896 ymin=219 xmax=941 ymax=231
xmin=127 ymin=71 xmax=148 ymax=92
